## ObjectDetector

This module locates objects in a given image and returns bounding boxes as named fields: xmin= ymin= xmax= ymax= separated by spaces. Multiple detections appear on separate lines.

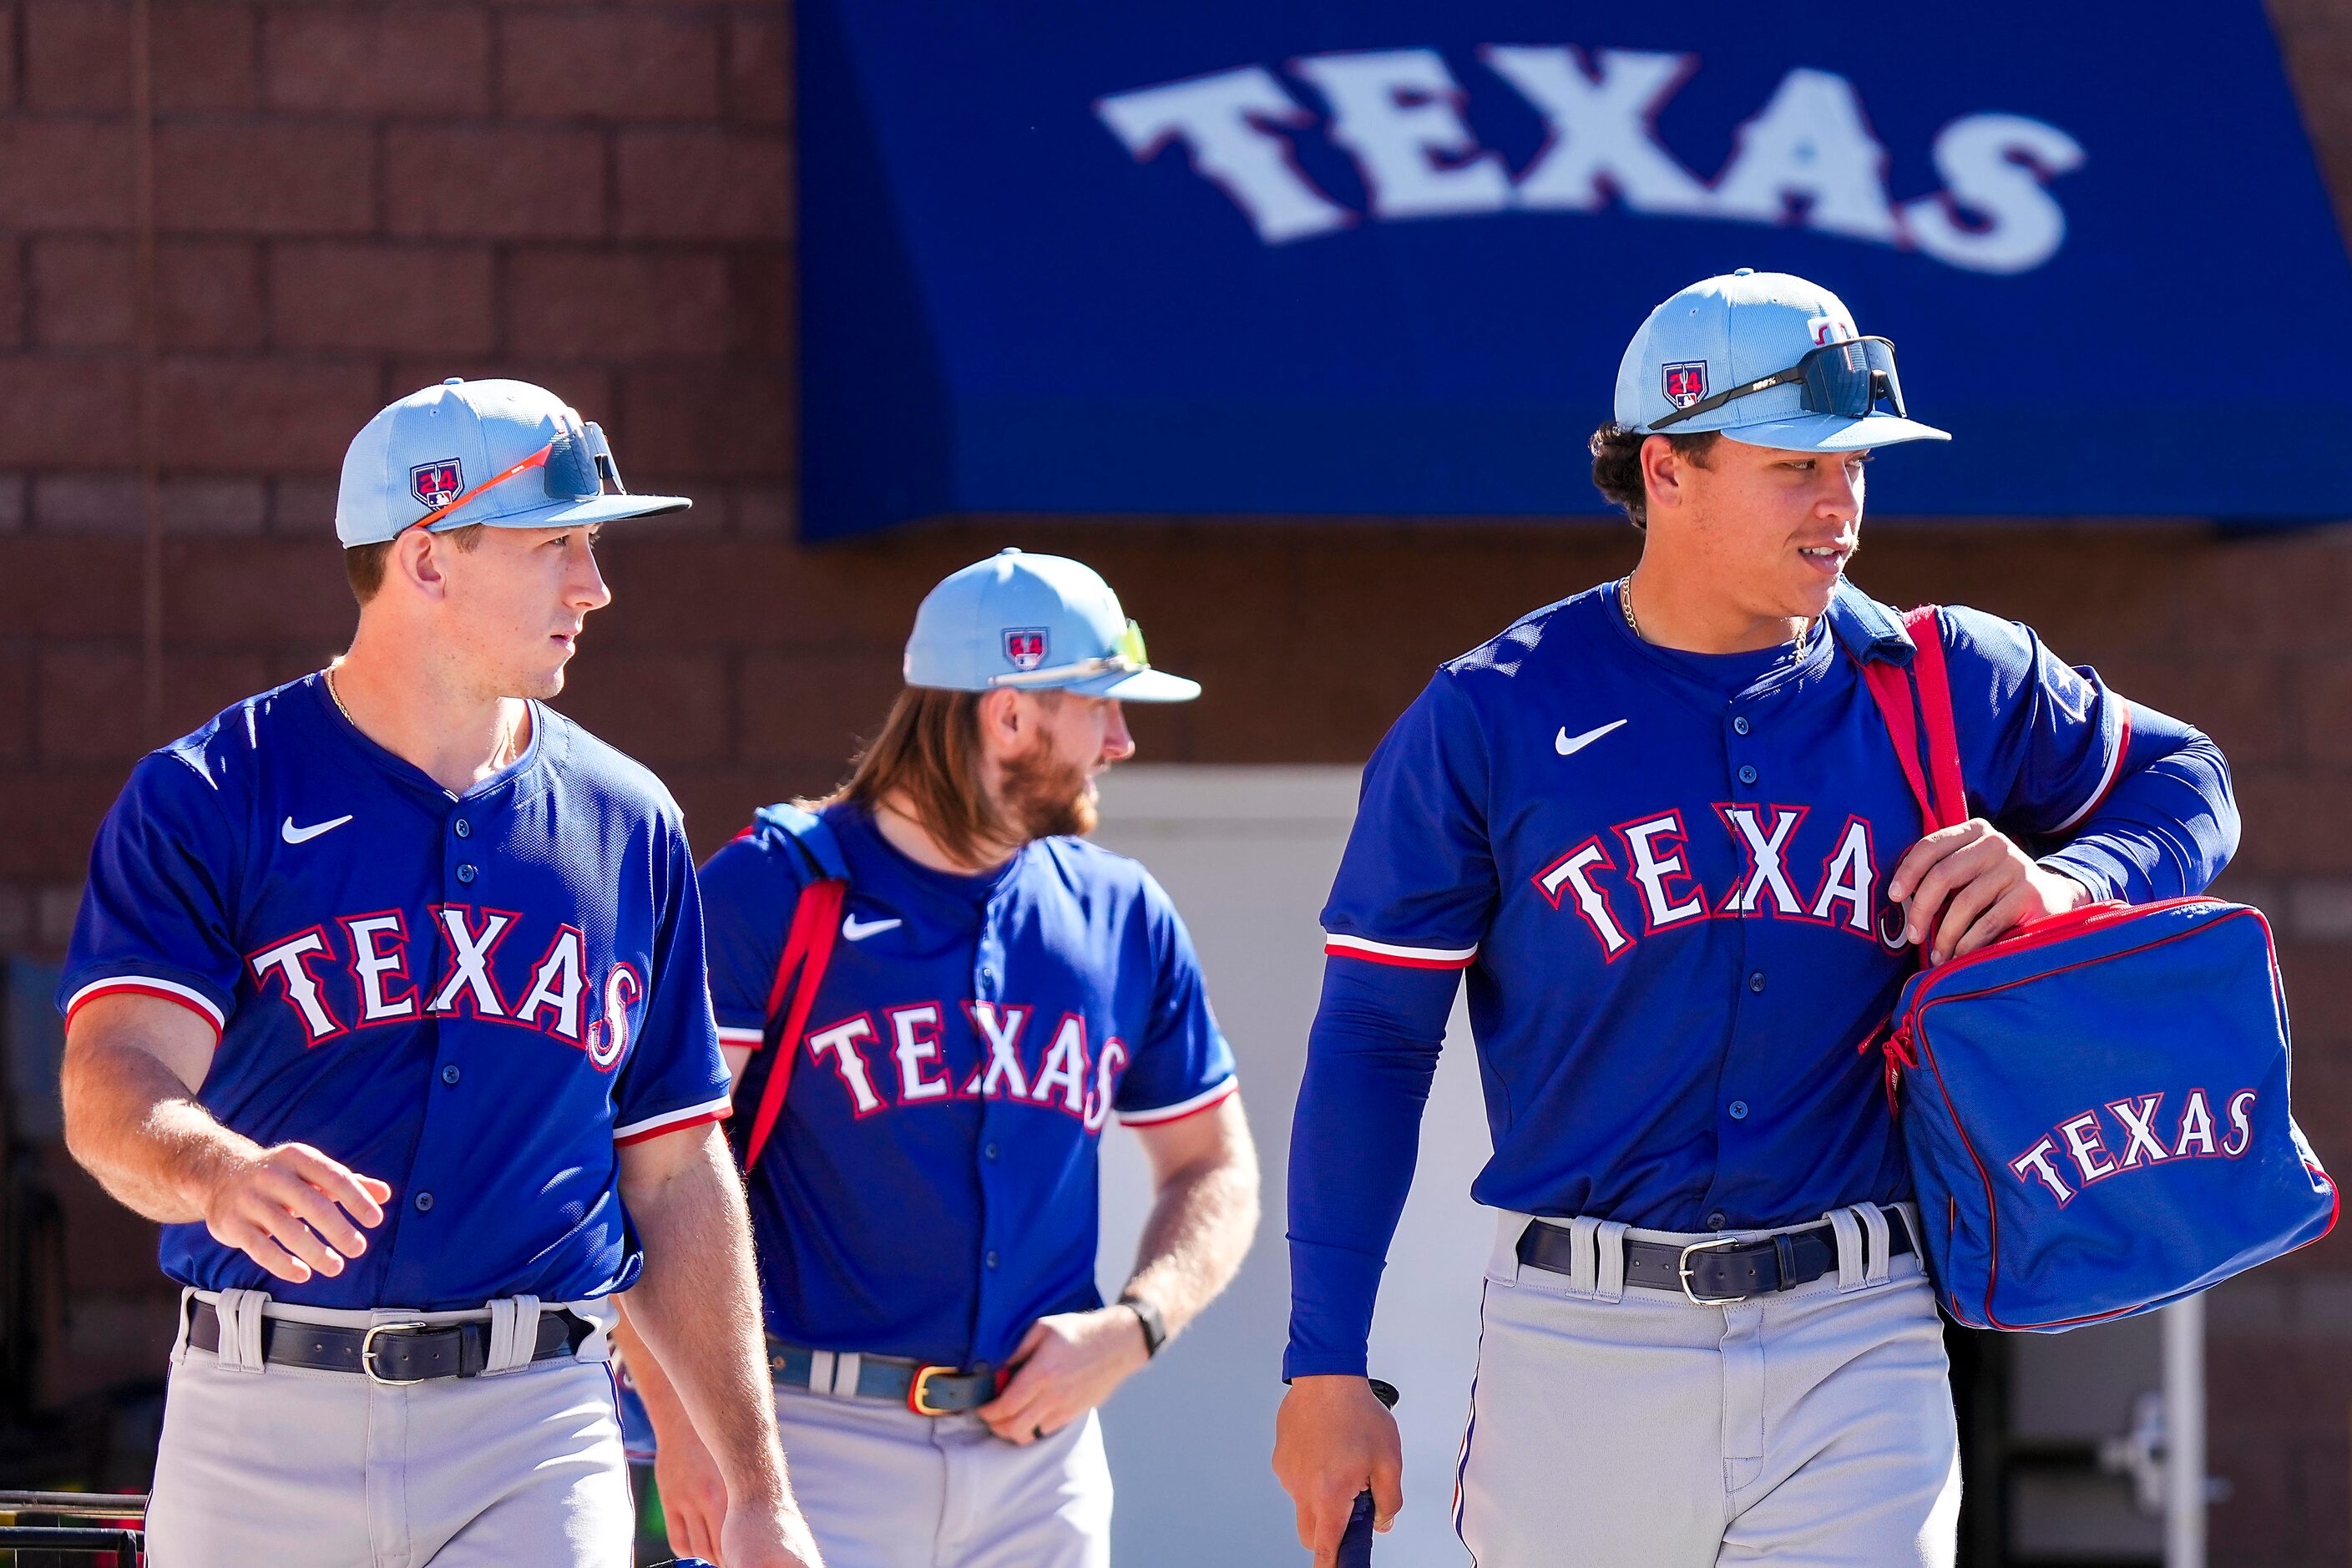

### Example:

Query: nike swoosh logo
xmin=1555 ymin=720 xmax=1629 ymax=757
xmin=841 ymin=914 xmax=903 ymax=942
xmin=281 ymin=814 xmax=354 ymax=844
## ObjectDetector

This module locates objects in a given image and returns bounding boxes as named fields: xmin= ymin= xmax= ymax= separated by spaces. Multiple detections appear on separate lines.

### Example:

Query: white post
xmin=2164 ymin=1295 xmax=2206 ymax=1568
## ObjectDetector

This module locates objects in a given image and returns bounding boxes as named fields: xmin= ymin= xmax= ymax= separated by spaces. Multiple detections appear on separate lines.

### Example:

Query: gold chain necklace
xmin=1616 ymin=575 xmax=1643 ymax=640
xmin=322 ymin=664 xmax=357 ymax=723
xmin=1615 ymin=577 xmax=1819 ymax=653
xmin=323 ymin=665 xmax=526 ymax=772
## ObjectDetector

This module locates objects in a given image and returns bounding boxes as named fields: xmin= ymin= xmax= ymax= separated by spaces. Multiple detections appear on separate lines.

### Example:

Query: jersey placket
xmin=383 ymin=791 xmax=506 ymax=1302
xmin=1701 ymin=689 xmax=1773 ymax=1233
xmin=969 ymin=888 xmax=1018 ymax=1363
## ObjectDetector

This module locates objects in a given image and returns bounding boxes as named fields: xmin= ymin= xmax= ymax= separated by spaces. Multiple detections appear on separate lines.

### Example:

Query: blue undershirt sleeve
xmin=1283 ymin=957 xmax=1461 ymax=1380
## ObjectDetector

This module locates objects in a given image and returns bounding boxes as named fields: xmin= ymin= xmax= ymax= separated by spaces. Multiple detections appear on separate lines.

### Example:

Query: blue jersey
xmin=1285 ymin=581 xmax=2239 ymax=1377
xmin=701 ymin=802 xmax=1237 ymax=1369
xmin=58 ymin=675 xmax=731 ymax=1311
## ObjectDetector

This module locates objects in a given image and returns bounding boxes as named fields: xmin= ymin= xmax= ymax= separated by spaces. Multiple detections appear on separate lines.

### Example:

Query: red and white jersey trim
xmin=2051 ymin=709 xmax=2134 ymax=833
xmin=1117 ymin=1077 xmax=1239 ymax=1127
xmin=1323 ymin=933 xmax=1478 ymax=969
xmin=64 ymin=975 xmax=226 ymax=1038
xmin=613 ymin=1094 xmax=734 ymax=1146
xmin=715 ymin=1024 xmax=765 ymax=1050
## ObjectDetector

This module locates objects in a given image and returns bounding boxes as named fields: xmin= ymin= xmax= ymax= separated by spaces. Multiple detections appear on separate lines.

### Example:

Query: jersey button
xmin=984 ymin=1142 xmax=1000 ymax=1161
xmin=455 ymin=863 xmax=478 ymax=884
xmin=1748 ymin=971 xmax=1766 ymax=994
xmin=1728 ymin=1100 xmax=1750 ymax=1120
xmin=1737 ymin=764 xmax=1758 ymax=786
xmin=441 ymin=1065 xmax=461 ymax=1086
xmin=1732 ymin=716 xmax=1751 ymax=736
xmin=413 ymin=1191 xmax=435 ymax=1213
xmin=453 ymin=818 xmax=471 ymax=839
xmin=1707 ymin=1211 xmax=1728 ymax=1231
xmin=985 ymin=1251 xmax=1000 ymax=1269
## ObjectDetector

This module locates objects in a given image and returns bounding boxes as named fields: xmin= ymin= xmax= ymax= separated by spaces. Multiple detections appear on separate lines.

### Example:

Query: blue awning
xmin=798 ymin=3 xmax=2352 ymax=538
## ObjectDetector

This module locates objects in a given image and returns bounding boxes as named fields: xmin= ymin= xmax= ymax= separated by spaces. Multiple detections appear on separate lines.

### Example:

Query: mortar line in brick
xmin=490 ymin=240 xmax=508 ymax=357
xmin=485 ymin=8 xmax=504 ymax=125
xmin=2284 ymin=652 xmax=2309 ymax=771
xmin=602 ymin=124 xmax=618 ymax=243
xmin=10 ymin=235 xmax=27 ymax=350
xmin=368 ymin=119 xmax=387 ymax=239
xmin=255 ymin=237 xmax=277 ymax=352
xmin=722 ymin=644 xmax=742 ymax=761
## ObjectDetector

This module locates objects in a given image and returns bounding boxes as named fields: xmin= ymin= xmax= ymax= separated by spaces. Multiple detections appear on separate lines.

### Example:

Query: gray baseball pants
xmin=773 ymin=1375 xmax=1113 ymax=1567
xmin=1454 ymin=1206 xmax=1960 ymax=1568
xmin=145 ymin=1289 xmax=630 ymax=1568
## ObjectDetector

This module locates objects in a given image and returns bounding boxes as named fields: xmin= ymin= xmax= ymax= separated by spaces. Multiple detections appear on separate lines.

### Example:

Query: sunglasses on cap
xmin=1650 ymin=336 xmax=1909 ymax=432
xmin=407 ymin=415 xmax=629 ymax=532
xmin=987 ymin=620 xmax=1152 ymax=688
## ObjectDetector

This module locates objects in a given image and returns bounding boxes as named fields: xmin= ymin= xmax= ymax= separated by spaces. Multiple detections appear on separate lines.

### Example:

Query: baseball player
xmin=1271 ymin=271 xmax=2242 ymax=1566
xmin=618 ymin=549 xmax=1262 ymax=1567
xmin=54 ymin=379 xmax=821 ymax=1568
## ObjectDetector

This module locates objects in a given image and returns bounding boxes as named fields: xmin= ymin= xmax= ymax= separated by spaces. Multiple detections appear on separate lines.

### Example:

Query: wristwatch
xmin=1120 ymin=1290 xmax=1167 ymax=1358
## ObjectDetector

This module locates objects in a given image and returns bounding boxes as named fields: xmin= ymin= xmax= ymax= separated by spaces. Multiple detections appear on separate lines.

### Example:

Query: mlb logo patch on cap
xmin=1004 ymin=629 xmax=1048 ymax=670
xmin=1662 ymin=362 xmax=1709 ymax=409
xmin=410 ymin=459 xmax=463 ymax=509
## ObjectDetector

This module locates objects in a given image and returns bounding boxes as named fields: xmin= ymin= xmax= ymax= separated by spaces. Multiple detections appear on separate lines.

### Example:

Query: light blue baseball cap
xmin=335 ymin=377 xmax=690 ymax=546
xmin=1615 ymin=270 xmax=1949 ymax=453
xmin=904 ymin=549 xmax=1201 ymax=702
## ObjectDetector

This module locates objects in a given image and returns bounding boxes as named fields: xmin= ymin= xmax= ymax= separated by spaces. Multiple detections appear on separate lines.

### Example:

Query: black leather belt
xmin=1517 ymin=1217 xmax=1913 ymax=1304
xmin=187 ymin=1299 xmax=590 ymax=1383
xmin=768 ymin=1338 xmax=998 ymax=1416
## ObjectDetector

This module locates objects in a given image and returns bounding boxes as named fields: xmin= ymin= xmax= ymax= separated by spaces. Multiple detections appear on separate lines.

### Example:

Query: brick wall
xmin=2 ymin=1 xmax=2351 ymax=1558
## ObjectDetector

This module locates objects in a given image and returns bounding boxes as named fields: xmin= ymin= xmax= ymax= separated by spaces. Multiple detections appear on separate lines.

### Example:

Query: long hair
xmin=820 ymin=687 xmax=1002 ymax=867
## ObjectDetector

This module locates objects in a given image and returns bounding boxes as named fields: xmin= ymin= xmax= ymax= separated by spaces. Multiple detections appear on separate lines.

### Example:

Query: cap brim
xmin=431 ymin=493 xmax=693 ymax=533
xmin=1717 ymin=411 xmax=1950 ymax=453
xmin=1070 ymin=666 xmax=1201 ymax=703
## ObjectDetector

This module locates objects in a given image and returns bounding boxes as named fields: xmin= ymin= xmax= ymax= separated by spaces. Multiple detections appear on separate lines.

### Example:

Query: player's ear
xmin=975 ymin=686 xmax=1026 ymax=752
xmin=391 ymin=528 xmax=453 ymax=601
xmin=1640 ymin=433 xmax=1690 ymax=518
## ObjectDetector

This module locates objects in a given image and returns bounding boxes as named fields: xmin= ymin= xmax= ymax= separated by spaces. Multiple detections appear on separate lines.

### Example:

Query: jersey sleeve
xmin=1939 ymin=606 xmax=2131 ymax=837
xmin=610 ymin=816 xmax=733 ymax=1146
xmin=57 ymin=750 xmax=245 ymax=1039
xmin=1110 ymin=873 xmax=1238 ymax=1125
xmin=1319 ymin=671 xmax=1496 ymax=969
xmin=695 ymin=830 xmax=803 ymax=1055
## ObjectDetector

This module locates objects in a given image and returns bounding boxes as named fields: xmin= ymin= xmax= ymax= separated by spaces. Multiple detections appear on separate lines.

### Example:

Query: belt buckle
xmin=907 ymin=1364 xmax=957 ymax=1417
xmin=359 ymin=1322 xmax=435 ymax=1386
xmin=1677 ymin=1238 xmax=1748 ymax=1306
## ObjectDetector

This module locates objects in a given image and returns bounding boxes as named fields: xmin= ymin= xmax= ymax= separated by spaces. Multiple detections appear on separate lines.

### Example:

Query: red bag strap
xmin=1858 ymin=605 xmax=1966 ymax=832
xmin=739 ymin=878 xmax=847 ymax=1174
xmin=1904 ymin=606 xmax=1968 ymax=831
xmin=1855 ymin=605 xmax=1970 ymax=972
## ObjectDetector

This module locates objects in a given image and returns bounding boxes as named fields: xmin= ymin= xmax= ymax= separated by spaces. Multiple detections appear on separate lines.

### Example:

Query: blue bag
xmin=1861 ymin=607 xmax=2335 ymax=1330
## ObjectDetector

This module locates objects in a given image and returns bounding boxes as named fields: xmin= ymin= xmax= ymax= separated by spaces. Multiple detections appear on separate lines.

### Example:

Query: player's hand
xmin=650 ymin=1411 xmax=730 ymax=1564
xmin=1889 ymin=817 xmax=2092 ymax=967
xmin=1273 ymin=1376 xmax=1404 ymax=1566
xmin=193 ymin=1142 xmax=392 ymax=1285
xmin=716 ymin=1497 xmax=826 ymax=1568
xmin=976 ymin=1308 xmax=1151 ymax=1444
